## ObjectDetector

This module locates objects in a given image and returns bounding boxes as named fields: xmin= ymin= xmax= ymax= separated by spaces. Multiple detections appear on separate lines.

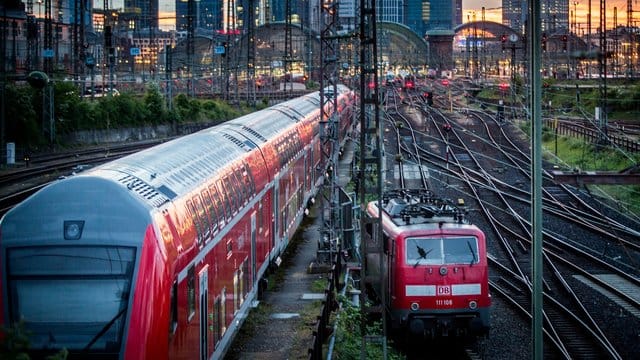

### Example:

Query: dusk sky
xmin=93 ymin=0 xmax=635 ymax=30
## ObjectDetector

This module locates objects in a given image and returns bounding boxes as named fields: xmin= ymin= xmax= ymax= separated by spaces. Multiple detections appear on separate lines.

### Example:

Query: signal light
xmin=542 ymin=32 xmax=547 ymax=52
xmin=562 ymin=34 xmax=568 ymax=51
xmin=501 ymin=34 xmax=507 ymax=50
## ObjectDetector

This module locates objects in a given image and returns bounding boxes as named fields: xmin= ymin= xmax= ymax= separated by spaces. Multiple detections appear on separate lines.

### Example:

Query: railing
xmin=544 ymin=119 xmax=640 ymax=153
xmin=308 ymin=255 xmax=341 ymax=360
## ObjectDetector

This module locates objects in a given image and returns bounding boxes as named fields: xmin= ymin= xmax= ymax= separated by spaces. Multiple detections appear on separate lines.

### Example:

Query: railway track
xmin=0 ymin=140 xmax=162 ymax=216
xmin=381 ymin=87 xmax=639 ymax=358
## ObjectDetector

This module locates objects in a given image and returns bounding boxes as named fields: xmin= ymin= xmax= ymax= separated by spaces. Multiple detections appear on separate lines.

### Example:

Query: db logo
xmin=437 ymin=285 xmax=451 ymax=296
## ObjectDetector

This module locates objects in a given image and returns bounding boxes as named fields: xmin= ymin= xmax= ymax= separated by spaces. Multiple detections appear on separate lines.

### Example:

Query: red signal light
xmin=441 ymin=79 xmax=449 ymax=86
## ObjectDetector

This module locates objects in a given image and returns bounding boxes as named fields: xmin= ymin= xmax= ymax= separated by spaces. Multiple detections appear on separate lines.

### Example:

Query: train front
xmin=0 ymin=176 xmax=155 ymax=359
xmin=382 ymin=194 xmax=491 ymax=339
xmin=393 ymin=225 xmax=491 ymax=339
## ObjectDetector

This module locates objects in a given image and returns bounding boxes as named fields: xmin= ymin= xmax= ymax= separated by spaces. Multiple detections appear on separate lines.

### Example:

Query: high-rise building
xmin=377 ymin=0 xmax=404 ymax=24
xmin=124 ymin=0 xmax=159 ymax=30
xmin=176 ymin=0 xmax=223 ymax=32
xmin=427 ymin=0 xmax=455 ymax=30
xmin=503 ymin=0 xmax=526 ymax=33
xmin=405 ymin=0 xmax=427 ymax=36
xmin=267 ymin=0 xmax=302 ymax=23
xmin=503 ymin=0 xmax=568 ymax=33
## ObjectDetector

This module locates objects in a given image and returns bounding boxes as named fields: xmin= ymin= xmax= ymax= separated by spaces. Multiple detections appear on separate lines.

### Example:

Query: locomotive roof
xmin=374 ymin=189 xmax=469 ymax=227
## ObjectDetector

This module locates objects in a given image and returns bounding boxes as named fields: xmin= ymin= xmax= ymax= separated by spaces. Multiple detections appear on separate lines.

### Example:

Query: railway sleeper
xmin=497 ymin=276 xmax=525 ymax=294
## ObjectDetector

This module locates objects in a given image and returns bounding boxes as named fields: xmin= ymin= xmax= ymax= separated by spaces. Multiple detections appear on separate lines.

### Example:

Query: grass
xmin=543 ymin=132 xmax=640 ymax=215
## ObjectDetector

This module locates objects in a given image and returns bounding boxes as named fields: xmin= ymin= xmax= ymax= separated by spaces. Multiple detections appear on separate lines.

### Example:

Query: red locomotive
xmin=0 ymin=86 xmax=355 ymax=359
xmin=365 ymin=189 xmax=491 ymax=339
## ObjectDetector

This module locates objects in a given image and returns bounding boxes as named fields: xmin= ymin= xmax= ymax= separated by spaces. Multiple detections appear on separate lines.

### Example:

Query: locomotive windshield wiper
xmin=466 ymin=240 xmax=476 ymax=266
xmin=414 ymin=243 xmax=432 ymax=268
xmin=82 ymin=306 xmax=127 ymax=352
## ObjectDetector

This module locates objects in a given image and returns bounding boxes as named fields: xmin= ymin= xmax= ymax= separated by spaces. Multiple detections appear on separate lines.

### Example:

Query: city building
xmin=124 ymin=0 xmax=159 ymax=30
xmin=377 ymin=0 xmax=404 ymax=24
xmin=503 ymin=0 xmax=569 ymax=34
xmin=427 ymin=0 xmax=455 ymax=30
xmin=404 ymin=0 xmax=428 ymax=36
xmin=176 ymin=0 xmax=223 ymax=32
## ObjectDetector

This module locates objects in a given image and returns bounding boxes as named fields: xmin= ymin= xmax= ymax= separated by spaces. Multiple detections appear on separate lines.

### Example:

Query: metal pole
xmin=527 ymin=0 xmax=544 ymax=359
xmin=1 ymin=6 xmax=6 ymax=165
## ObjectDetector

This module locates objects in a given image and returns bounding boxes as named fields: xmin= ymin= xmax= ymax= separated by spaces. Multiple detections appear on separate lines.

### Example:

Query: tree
xmin=143 ymin=83 xmax=166 ymax=124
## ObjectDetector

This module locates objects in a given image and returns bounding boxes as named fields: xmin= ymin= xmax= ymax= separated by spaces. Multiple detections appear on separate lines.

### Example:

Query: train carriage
xmin=0 ymin=86 xmax=355 ymax=359
xmin=366 ymin=189 xmax=491 ymax=339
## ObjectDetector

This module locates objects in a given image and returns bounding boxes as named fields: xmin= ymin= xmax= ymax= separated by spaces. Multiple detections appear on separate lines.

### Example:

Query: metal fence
xmin=308 ymin=256 xmax=341 ymax=359
xmin=544 ymin=119 xmax=640 ymax=153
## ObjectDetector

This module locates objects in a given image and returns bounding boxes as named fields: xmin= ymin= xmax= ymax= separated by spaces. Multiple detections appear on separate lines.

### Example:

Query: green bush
xmin=0 ymin=321 xmax=68 ymax=360
xmin=333 ymin=298 xmax=405 ymax=360
xmin=174 ymin=93 xmax=202 ymax=122
xmin=2 ymin=81 xmax=268 ymax=150
xmin=3 ymin=84 xmax=42 ymax=147
xmin=143 ymin=83 xmax=166 ymax=124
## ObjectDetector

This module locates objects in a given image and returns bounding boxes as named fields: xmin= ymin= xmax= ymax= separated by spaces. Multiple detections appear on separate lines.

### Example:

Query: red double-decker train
xmin=0 ymin=86 xmax=355 ymax=359
xmin=365 ymin=189 xmax=491 ymax=339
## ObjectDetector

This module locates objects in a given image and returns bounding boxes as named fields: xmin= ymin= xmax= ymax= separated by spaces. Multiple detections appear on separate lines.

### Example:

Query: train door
xmin=199 ymin=267 xmax=209 ymax=360
xmin=273 ymin=182 xmax=280 ymax=252
xmin=251 ymin=212 xmax=257 ymax=283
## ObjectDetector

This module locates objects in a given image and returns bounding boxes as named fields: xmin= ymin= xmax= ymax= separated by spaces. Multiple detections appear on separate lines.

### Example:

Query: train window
xmin=242 ymin=260 xmax=250 ymax=300
xmin=214 ymin=296 xmax=222 ymax=346
xmin=170 ymin=280 xmax=178 ymax=335
xmin=222 ymin=176 xmax=239 ymax=212
xmin=405 ymin=237 xmax=479 ymax=265
xmin=229 ymin=170 xmax=246 ymax=205
xmin=221 ymin=288 xmax=227 ymax=336
xmin=295 ymin=135 xmax=302 ymax=154
xmin=231 ymin=169 xmax=247 ymax=205
xmin=191 ymin=195 xmax=211 ymax=244
xmin=233 ymin=271 xmax=239 ymax=314
xmin=287 ymin=135 xmax=294 ymax=161
xmin=243 ymin=164 xmax=256 ymax=194
xmin=6 ymin=246 xmax=135 ymax=351
xmin=406 ymin=238 xmax=440 ymax=265
xmin=257 ymin=201 xmax=263 ymax=232
xmin=186 ymin=200 xmax=204 ymax=244
xmin=226 ymin=239 xmax=232 ymax=256
xmin=187 ymin=266 xmax=196 ymax=321
xmin=216 ymin=180 xmax=232 ymax=220
xmin=443 ymin=237 xmax=479 ymax=265
xmin=201 ymin=189 xmax=219 ymax=234
xmin=208 ymin=184 xmax=225 ymax=227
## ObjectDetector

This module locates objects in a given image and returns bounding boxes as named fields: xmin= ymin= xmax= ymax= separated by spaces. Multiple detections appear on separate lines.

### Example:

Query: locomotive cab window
xmin=406 ymin=236 xmax=479 ymax=266
xmin=5 ymin=246 xmax=135 ymax=352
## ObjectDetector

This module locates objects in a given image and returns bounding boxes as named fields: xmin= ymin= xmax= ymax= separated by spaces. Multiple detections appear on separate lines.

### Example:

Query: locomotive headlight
xmin=468 ymin=300 xmax=478 ymax=310
xmin=410 ymin=302 xmax=419 ymax=311
xmin=64 ymin=220 xmax=85 ymax=240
